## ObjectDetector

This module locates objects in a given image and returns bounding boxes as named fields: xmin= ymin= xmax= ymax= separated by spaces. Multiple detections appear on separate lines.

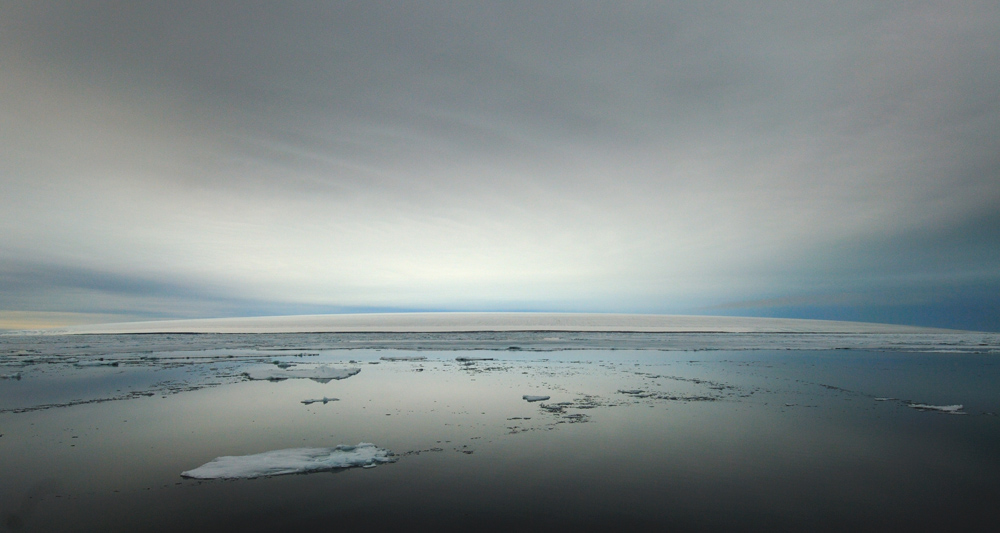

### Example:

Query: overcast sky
xmin=2 ymin=1 xmax=998 ymax=330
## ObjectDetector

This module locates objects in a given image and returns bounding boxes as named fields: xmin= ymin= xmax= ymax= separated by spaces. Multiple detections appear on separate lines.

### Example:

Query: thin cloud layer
xmin=2 ymin=2 xmax=998 ymax=329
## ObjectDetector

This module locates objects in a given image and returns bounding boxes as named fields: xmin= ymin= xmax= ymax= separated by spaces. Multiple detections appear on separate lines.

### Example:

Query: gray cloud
xmin=2 ymin=1 xmax=999 ymax=328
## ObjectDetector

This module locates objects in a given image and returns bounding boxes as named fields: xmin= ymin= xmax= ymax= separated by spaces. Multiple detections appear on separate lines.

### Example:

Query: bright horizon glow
xmin=7 ymin=312 xmax=968 ymax=335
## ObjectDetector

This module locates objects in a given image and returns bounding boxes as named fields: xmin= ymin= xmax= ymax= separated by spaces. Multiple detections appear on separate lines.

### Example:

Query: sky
xmin=1 ymin=1 xmax=999 ymax=331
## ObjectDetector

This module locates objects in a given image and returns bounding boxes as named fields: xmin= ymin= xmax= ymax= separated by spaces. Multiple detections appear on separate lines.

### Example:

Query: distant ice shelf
xmin=181 ymin=443 xmax=395 ymax=479
xmin=13 ymin=312 xmax=966 ymax=335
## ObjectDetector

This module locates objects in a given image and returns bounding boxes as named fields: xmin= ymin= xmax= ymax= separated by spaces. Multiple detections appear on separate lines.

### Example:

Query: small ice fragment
xmin=523 ymin=395 xmax=550 ymax=402
xmin=380 ymin=356 xmax=427 ymax=361
xmin=907 ymin=403 xmax=965 ymax=414
xmin=301 ymin=397 xmax=339 ymax=405
xmin=874 ymin=397 xmax=895 ymax=401
xmin=455 ymin=357 xmax=494 ymax=362
xmin=0 ymin=372 xmax=21 ymax=380
xmin=180 ymin=443 xmax=395 ymax=479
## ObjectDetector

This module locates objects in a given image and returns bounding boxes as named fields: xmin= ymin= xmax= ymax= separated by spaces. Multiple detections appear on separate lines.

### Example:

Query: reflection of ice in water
xmin=181 ymin=443 xmax=395 ymax=479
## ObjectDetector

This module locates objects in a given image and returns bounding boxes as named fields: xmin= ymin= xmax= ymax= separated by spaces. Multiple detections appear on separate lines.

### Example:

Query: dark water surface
xmin=1 ymin=334 xmax=998 ymax=532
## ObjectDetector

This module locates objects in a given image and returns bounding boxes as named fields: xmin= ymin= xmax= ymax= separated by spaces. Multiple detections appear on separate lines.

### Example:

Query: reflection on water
xmin=1 ymin=335 xmax=999 ymax=532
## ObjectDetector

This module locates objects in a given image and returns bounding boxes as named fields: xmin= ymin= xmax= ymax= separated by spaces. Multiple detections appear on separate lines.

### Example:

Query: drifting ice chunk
xmin=523 ymin=395 xmax=550 ymax=402
xmin=380 ymin=356 xmax=427 ymax=361
xmin=181 ymin=443 xmax=395 ymax=479
xmin=244 ymin=366 xmax=360 ymax=383
xmin=908 ymin=403 xmax=965 ymax=414
xmin=301 ymin=397 xmax=339 ymax=405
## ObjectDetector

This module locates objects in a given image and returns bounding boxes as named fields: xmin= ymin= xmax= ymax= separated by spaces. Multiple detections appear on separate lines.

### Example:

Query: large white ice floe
xmin=243 ymin=365 xmax=360 ymax=383
xmin=181 ymin=443 xmax=395 ymax=479
xmin=908 ymin=403 xmax=966 ymax=414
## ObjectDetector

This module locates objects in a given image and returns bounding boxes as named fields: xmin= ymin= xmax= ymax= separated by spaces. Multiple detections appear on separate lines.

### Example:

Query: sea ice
xmin=523 ymin=395 xmax=550 ymax=402
xmin=908 ymin=403 xmax=965 ymax=414
xmin=180 ymin=443 xmax=395 ymax=479
xmin=301 ymin=397 xmax=339 ymax=405
xmin=380 ymin=356 xmax=427 ymax=361
xmin=244 ymin=366 xmax=360 ymax=383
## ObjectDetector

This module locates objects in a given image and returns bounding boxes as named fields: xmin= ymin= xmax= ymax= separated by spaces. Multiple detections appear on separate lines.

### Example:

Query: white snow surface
xmin=17 ymin=312 xmax=962 ymax=334
xmin=244 ymin=366 xmax=360 ymax=382
xmin=181 ymin=443 xmax=395 ymax=479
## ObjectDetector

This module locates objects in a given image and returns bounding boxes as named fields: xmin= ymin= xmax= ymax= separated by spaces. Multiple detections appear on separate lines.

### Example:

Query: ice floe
xmin=380 ymin=356 xmax=427 ymax=361
xmin=301 ymin=397 xmax=339 ymax=405
xmin=523 ymin=395 xmax=550 ymax=402
xmin=180 ymin=443 xmax=395 ymax=479
xmin=908 ymin=403 xmax=966 ymax=414
xmin=74 ymin=360 xmax=119 ymax=367
xmin=244 ymin=366 xmax=360 ymax=383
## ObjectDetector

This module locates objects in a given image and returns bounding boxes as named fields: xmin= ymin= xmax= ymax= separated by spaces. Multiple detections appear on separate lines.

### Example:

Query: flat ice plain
xmin=2 ymin=313 xmax=999 ymax=532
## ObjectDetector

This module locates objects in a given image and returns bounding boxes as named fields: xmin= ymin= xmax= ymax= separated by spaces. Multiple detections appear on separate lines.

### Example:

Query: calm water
xmin=2 ymin=334 xmax=999 ymax=532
